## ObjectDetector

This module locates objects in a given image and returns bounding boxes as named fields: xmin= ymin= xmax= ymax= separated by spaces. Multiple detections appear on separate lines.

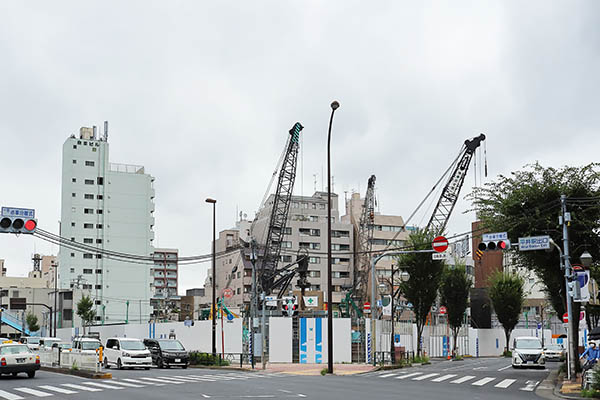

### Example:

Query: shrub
xmin=188 ymin=352 xmax=230 ymax=366
xmin=412 ymin=355 xmax=430 ymax=364
xmin=503 ymin=350 xmax=512 ymax=357
xmin=321 ymin=368 xmax=327 ymax=376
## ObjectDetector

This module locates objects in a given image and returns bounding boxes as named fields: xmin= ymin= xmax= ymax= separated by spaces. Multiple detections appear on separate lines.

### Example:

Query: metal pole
xmin=390 ymin=266 xmax=395 ymax=364
xmin=261 ymin=291 xmax=266 ymax=370
xmin=371 ymin=256 xmax=377 ymax=366
xmin=206 ymin=198 xmax=217 ymax=358
xmin=561 ymin=194 xmax=575 ymax=382
xmin=250 ymin=240 xmax=257 ymax=369
xmin=327 ymin=100 xmax=339 ymax=374
xmin=55 ymin=220 xmax=61 ymax=337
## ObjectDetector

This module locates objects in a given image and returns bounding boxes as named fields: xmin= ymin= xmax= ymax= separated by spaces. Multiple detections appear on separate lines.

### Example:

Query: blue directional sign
xmin=518 ymin=236 xmax=550 ymax=251
xmin=1 ymin=207 xmax=35 ymax=219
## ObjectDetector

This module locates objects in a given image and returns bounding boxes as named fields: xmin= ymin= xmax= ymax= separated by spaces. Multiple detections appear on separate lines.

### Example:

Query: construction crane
xmin=254 ymin=122 xmax=303 ymax=295
xmin=352 ymin=175 xmax=376 ymax=312
xmin=425 ymin=134 xmax=486 ymax=235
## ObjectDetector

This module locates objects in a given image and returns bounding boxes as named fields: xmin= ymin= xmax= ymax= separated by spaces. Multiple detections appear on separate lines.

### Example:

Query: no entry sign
xmin=432 ymin=236 xmax=449 ymax=253
xmin=223 ymin=288 xmax=234 ymax=299
xmin=563 ymin=313 xmax=569 ymax=323
xmin=439 ymin=306 xmax=447 ymax=315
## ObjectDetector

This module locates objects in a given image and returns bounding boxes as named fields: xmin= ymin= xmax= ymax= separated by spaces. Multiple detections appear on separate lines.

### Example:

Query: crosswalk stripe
xmin=202 ymin=375 xmax=236 ymax=380
xmin=413 ymin=373 xmax=439 ymax=381
xmin=13 ymin=388 xmax=52 ymax=398
xmin=451 ymin=375 xmax=476 ymax=384
xmin=396 ymin=372 xmax=422 ymax=379
xmin=81 ymin=382 xmax=124 ymax=390
xmin=140 ymin=377 xmax=184 ymax=384
xmin=0 ymin=390 xmax=24 ymax=400
xmin=123 ymin=378 xmax=163 ymax=386
xmin=158 ymin=376 xmax=193 ymax=382
xmin=105 ymin=380 xmax=144 ymax=388
xmin=520 ymin=380 xmax=539 ymax=391
xmin=38 ymin=385 xmax=78 ymax=394
xmin=495 ymin=379 xmax=516 ymax=389
xmin=472 ymin=377 xmax=495 ymax=386
xmin=61 ymin=383 xmax=102 ymax=392
xmin=432 ymin=374 xmax=457 ymax=382
xmin=175 ymin=375 xmax=216 ymax=382
xmin=380 ymin=373 xmax=397 ymax=378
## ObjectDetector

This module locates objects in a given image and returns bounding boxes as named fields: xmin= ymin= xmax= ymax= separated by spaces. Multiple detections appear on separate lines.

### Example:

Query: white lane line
xmin=202 ymin=375 xmax=237 ymax=380
xmin=520 ymin=380 xmax=539 ymax=391
xmin=413 ymin=373 xmax=439 ymax=381
xmin=61 ymin=383 xmax=102 ymax=392
xmin=174 ymin=375 xmax=216 ymax=382
xmin=380 ymin=373 xmax=397 ymax=378
xmin=122 ymin=378 xmax=163 ymax=386
xmin=38 ymin=385 xmax=78 ymax=394
xmin=81 ymin=381 xmax=124 ymax=390
xmin=141 ymin=377 xmax=184 ymax=384
xmin=498 ymin=365 xmax=512 ymax=371
xmin=472 ymin=377 xmax=495 ymax=386
xmin=158 ymin=376 xmax=195 ymax=382
xmin=297 ymin=395 xmax=307 ymax=398
xmin=200 ymin=395 xmax=211 ymax=399
xmin=13 ymin=388 xmax=52 ymax=397
xmin=431 ymin=374 xmax=457 ymax=382
xmin=495 ymin=379 xmax=516 ymax=388
xmin=0 ymin=390 xmax=24 ymax=400
xmin=396 ymin=372 xmax=422 ymax=379
xmin=107 ymin=380 xmax=144 ymax=388
xmin=451 ymin=375 xmax=476 ymax=384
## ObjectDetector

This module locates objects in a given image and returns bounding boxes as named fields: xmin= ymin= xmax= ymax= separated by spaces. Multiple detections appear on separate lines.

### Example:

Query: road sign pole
xmin=561 ymin=194 xmax=575 ymax=382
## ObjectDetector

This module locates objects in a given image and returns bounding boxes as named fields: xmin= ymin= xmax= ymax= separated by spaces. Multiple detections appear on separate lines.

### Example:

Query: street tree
xmin=76 ymin=295 xmax=96 ymax=334
xmin=488 ymin=271 xmax=525 ymax=354
xmin=25 ymin=313 xmax=40 ymax=333
xmin=439 ymin=264 xmax=471 ymax=358
xmin=397 ymin=230 xmax=445 ymax=356
xmin=469 ymin=162 xmax=600 ymax=366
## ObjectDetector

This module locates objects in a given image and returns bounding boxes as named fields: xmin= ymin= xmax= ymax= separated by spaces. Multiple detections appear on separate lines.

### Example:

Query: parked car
xmin=143 ymin=338 xmax=189 ymax=368
xmin=103 ymin=338 xmax=151 ymax=370
xmin=0 ymin=342 xmax=40 ymax=378
xmin=544 ymin=343 xmax=565 ymax=361
xmin=72 ymin=337 xmax=102 ymax=354
xmin=512 ymin=336 xmax=545 ymax=368
xmin=51 ymin=342 xmax=73 ymax=351
xmin=20 ymin=337 xmax=41 ymax=351
xmin=39 ymin=337 xmax=62 ymax=350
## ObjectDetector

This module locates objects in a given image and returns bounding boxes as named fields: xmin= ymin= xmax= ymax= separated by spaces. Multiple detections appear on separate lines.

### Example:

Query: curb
xmin=188 ymin=365 xmax=256 ymax=372
xmin=41 ymin=366 xmax=112 ymax=380
xmin=550 ymin=371 xmax=583 ymax=400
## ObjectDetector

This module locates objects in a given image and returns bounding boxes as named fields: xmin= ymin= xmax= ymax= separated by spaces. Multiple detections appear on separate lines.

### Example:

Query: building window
xmin=83 ymin=254 xmax=93 ymax=259
xmin=83 ymin=284 xmax=92 ymax=289
xmin=72 ymin=193 xmax=76 ymax=198
xmin=63 ymin=309 xmax=73 ymax=320
xmin=71 ymin=237 xmax=75 ymax=241
xmin=84 ymin=208 xmax=93 ymax=214
xmin=71 ymin=207 xmax=76 ymax=213
xmin=97 ymin=209 xmax=103 ymax=214
xmin=70 ymin=268 xmax=75 ymax=273
xmin=97 ymin=177 xmax=104 ymax=185
xmin=95 ymin=284 xmax=102 ymax=289
xmin=96 ymin=254 xmax=102 ymax=259
xmin=96 ymin=269 xmax=102 ymax=274
xmin=97 ymin=224 xmax=103 ymax=229
xmin=83 ymin=268 xmax=93 ymax=274
xmin=237 ymin=288 xmax=241 ymax=295
xmin=292 ymin=202 xmax=299 ymax=208
xmin=85 ymin=161 xmax=95 ymax=166
xmin=281 ymin=255 xmax=292 ymax=262
xmin=300 ymin=242 xmax=320 ymax=250
xmin=302 ymin=203 xmax=309 ymax=209
xmin=92 ymin=148 xmax=97 ymax=152
xmin=73 ymin=145 xmax=77 ymax=149
xmin=95 ymin=300 xmax=101 ymax=305
xmin=309 ymin=216 xmax=318 ymax=222
xmin=96 ymin=239 xmax=103 ymax=244
xmin=283 ymin=227 xmax=292 ymax=235
xmin=70 ymin=253 xmax=75 ymax=257
xmin=97 ymin=194 xmax=103 ymax=200
xmin=309 ymin=271 xmax=321 ymax=278
xmin=84 ymin=194 xmax=94 ymax=199
xmin=312 ymin=203 xmax=317 ymax=209
xmin=71 ymin=222 xmax=75 ymax=227
xmin=309 ymin=257 xmax=320 ymax=264
xmin=83 ymin=238 xmax=93 ymax=244
xmin=72 ymin=160 xmax=77 ymax=164
xmin=319 ymin=204 xmax=326 ymax=209
xmin=72 ymin=178 xmax=76 ymax=183
xmin=83 ymin=223 xmax=93 ymax=229
xmin=244 ymin=285 xmax=251 ymax=293
xmin=310 ymin=285 xmax=321 ymax=291
xmin=84 ymin=179 xmax=94 ymax=185
xmin=333 ymin=271 xmax=350 ymax=278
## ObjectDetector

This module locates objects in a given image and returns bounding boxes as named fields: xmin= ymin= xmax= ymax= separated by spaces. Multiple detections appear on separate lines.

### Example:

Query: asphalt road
xmin=0 ymin=358 xmax=558 ymax=400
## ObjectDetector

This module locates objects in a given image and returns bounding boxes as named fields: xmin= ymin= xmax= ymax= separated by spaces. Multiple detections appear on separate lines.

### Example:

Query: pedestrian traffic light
xmin=478 ymin=239 xmax=511 ymax=251
xmin=282 ymin=297 xmax=298 ymax=317
xmin=567 ymin=278 xmax=581 ymax=300
xmin=0 ymin=216 xmax=37 ymax=234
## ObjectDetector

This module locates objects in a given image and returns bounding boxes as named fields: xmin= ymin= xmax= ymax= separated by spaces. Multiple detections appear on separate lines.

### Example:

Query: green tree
xmin=469 ymin=163 xmax=600 ymax=366
xmin=488 ymin=271 xmax=525 ymax=353
xmin=76 ymin=295 xmax=96 ymax=333
xmin=439 ymin=264 xmax=471 ymax=358
xmin=25 ymin=312 xmax=40 ymax=332
xmin=397 ymin=230 xmax=445 ymax=356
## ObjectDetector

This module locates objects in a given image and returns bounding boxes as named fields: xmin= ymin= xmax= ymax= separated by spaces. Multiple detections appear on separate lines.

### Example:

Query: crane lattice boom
xmin=354 ymin=175 xmax=376 ymax=306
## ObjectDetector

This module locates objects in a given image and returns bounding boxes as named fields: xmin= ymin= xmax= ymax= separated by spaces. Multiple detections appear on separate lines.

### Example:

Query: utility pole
xmin=250 ymin=239 xmax=258 ymax=369
xmin=261 ymin=291 xmax=266 ymax=370
xmin=561 ymin=194 xmax=575 ymax=382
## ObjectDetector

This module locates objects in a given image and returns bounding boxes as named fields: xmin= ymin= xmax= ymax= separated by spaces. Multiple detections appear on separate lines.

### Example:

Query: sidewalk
xmin=264 ymin=363 xmax=377 ymax=376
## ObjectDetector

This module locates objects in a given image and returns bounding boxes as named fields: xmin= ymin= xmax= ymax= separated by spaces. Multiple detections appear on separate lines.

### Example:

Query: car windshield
xmin=82 ymin=341 xmax=101 ymax=350
xmin=44 ymin=340 xmax=61 ymax=347
xmin=121 ymin=340 xmax=146 ymax=350
xmin=26 ymin=338 xmax=40 ymax=344
xmin=546 ymin=344 xmax=563 ymax=350
xmin=158 ymin=340 xmax=185 ymax=351
xmin=516 ymin=339 xmax=542 ymax=349
xmin=1 ymin=345 xmax=30 ymax=355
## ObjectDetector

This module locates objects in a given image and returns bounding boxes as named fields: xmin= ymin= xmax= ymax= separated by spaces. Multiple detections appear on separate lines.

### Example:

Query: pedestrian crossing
xmin=370 ymin=370 xmax=539 ymax=391
xmin=0 ymin=372 xmax=282 ymax=399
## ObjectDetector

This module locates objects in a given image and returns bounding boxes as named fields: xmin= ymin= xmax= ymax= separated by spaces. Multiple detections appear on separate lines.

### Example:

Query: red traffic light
xmin=497 ymin=240 xmax=507 ymax=250
xmin=24 ymin=219 xmax=37 ymax=231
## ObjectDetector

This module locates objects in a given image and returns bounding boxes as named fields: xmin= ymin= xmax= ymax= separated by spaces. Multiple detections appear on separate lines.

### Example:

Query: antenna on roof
xmin=104 ymin=121 xmax=109 ymax=141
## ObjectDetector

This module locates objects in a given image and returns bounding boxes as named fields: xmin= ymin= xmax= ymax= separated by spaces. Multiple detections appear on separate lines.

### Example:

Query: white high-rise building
xmin=58 ymin=125 xmax=155 ymax=324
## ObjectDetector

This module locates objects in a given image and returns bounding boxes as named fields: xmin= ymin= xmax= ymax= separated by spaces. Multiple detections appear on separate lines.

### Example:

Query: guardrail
xmin=374 ymin=350 xmax=416 ymax=366
xmin=38 ymin=348 xmax=102 ymax=372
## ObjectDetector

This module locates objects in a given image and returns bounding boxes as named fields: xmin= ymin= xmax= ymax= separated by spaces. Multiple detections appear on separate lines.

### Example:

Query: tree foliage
xmin=488 ymin=271 xmax=525 ymax=352
xmin=76 ymin=295 xmax=96 ymax=332
xmin=440 ymin=264 xmax=471 ymax=357
xmin=397 ymin=230 xmax=445 ymax=356
xmin=25 ymin=313 xmax=40 ymax=332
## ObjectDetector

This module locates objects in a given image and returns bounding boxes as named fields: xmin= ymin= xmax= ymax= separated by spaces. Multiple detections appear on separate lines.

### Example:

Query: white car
xmin=20 ymin=337 xmax=41 ymax=351
xmin=103 ymin=338 xmax=152 ymax=370
xmin=72 ymin=337 xmax=102 ymax=354
xmin=512 ymin=336 xmax=545 ymax=368
xmin=38 ymin=337 xmax=62 ymax=350
xmin=0 ymin=342 xmax=40 ymax=378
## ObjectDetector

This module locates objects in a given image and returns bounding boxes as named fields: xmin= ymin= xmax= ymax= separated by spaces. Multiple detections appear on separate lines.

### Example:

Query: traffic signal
xmin=478 ymin=239 xmax=511 ymax=252
xmin=567 ymin=278 xmax=582 ymax=300
xmin=0 ymin=216 xmax=37 ymax=234
xmin=282 ymin=297 xmax=298 ymax=317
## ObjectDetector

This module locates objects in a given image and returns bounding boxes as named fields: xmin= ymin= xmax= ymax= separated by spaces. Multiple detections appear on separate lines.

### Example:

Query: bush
xmin=503 ymin=350 xmax=512 ymax=357
xmin=592 ymin=368 xmax=600 ymax=391
xmin=558 ymin=360 xmax=568 ymax=375
xmin=412 ymin=355 xmax=430 ymax=364
xmin=321 ymin=368 xmax=328 ymax=376
xmin=453 ymin=355 xmax=464 ymax=361
xmin=188 ymin=352 xmax=230 ymax=366
xmin=581 ymin=389 xmax=600 ymax=398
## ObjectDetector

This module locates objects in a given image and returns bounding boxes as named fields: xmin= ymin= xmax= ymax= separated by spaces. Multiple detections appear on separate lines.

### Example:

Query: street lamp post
xmin=326 ymin=100 xmax=339 ymax=374
xmin=206 ymin=198 xmax=217 ymax=358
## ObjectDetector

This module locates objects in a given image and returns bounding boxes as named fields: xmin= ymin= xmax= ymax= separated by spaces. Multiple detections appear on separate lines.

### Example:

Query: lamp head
xmin=205 ymin=198 xmax=217 ymax=204
xmin=581 ymin=250 xmax=593 ymax=267
xmin=330 ymin=101 xmax=340 ymax=110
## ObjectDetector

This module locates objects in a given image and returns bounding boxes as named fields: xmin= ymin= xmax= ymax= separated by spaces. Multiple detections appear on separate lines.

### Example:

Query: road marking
xmin=202 ymin=374 xmax=237 ymax=380
xmin=38 ymin=385 xmax=78 ymax=394
xmin=158 ymin=376 xmax=195 ymax=382
xmin=13 ymin=388 xmax=52 ymax=397
xmin=107 ymin=380 xmax=145 ymax=388
xmin=472 ymin=377 xmax=495 ymax=386
xmin=141 ymin=377 xmax=184 ymax=384
xmin=498 ymin=365 xmax=512 ymax=371
xmin=174 ymin=375 xmax=215 ymax=381
xmin=413 ymin=373 xmax=439 ymax=381
xmin=443 ymin=360 xmax=488 ymax=371
xmin=473 ymin=367 xmax=487 ymax=370
xmin=396 ymin=372 xmax=422 ymax=379
xmin=200 ymin=395 xmax=211 ymax=398
xmin=451 ymin=375 xmax=476 ymax=384
xmin=495 ymin=379 xmax=516 ymax=388
xmin=380 ymin=373 xmax=397 ymax=378
xmin=122 ymin=378 xmax=163 ymax=386
xmin=81 ymin=381 xmax=124 ymax=390
xmin=297 ymin=395 xmax=307 ymax=398
xmin=61 ymin=383 xmax=102 ymax=392
xmin=432 ymin=374 xmax=457 ymax=382
xmin=0 ymin=390 xmax=24 ymax=400
xmin=520 ymin=380 xmax=539 ymax=391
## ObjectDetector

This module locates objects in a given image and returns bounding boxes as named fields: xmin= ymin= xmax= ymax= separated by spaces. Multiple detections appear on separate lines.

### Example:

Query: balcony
xmin=154 ymin=272 xmax=165 ymax=278
xmin=154 ymin=280 xmax=166 ymax=288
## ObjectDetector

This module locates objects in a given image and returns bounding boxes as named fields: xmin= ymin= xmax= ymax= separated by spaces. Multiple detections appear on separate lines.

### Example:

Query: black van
xmin=143 ymin=338 xmax=189 ymax=368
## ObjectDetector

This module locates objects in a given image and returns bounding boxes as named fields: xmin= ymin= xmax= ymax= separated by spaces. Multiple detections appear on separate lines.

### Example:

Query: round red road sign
xmin=364 ymin=302 xmax=371 ymax=310
xmin=432 ymin=236 xmax=449 ymax=253
xmin=223 ymin=288 xmax=234 ymax=299
xmin=439 ymin=306 xmax=447 ymax=315
xmin=563 ymin=312 xmax=569 ymax=323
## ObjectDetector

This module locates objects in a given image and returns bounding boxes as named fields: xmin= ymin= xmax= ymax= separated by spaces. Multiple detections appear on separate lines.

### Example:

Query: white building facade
xmin=58 ymin=126 xmax=155 ymax=324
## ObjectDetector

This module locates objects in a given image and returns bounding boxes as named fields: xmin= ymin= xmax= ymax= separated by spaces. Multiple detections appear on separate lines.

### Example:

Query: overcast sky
xmin=1 ymin=1 xmax=599 ymax=292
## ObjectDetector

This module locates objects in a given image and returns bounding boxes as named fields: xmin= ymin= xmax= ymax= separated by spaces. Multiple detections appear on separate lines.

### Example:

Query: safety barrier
xmin=38 ymin=348 xmax=101 ymax=372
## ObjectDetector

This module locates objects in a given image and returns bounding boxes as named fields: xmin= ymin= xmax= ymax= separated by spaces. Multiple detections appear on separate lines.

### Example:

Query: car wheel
xmin=182 ymin=365 xmax=188 ymax=369
xmin=104 ymin=358 xmax=110 ymax=369
xmin=157 ymin=358 xmax=164 ymax=369
xmin=144 ymin=367 xmax=150 ymax=370
xmin=11 ymin=372 xmax=18 ymax=377
xmin=166 ymin=365 xmax=171 ymax=369
xmin=27 ymin=371 xmax=35 ymax=378
xmin=117 ymin=358 xmax=123 ymax=370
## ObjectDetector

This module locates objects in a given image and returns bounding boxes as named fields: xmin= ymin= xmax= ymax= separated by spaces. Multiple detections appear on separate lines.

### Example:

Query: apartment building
xmin=57 ymin=125 xmax=155 ymax=324
xmin=151 ymin=248 xmax=180 ymax=320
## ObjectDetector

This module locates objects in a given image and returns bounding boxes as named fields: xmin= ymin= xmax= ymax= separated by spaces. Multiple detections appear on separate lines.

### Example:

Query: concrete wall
xmin=269 ymin=317 xmax=292 ymax=362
